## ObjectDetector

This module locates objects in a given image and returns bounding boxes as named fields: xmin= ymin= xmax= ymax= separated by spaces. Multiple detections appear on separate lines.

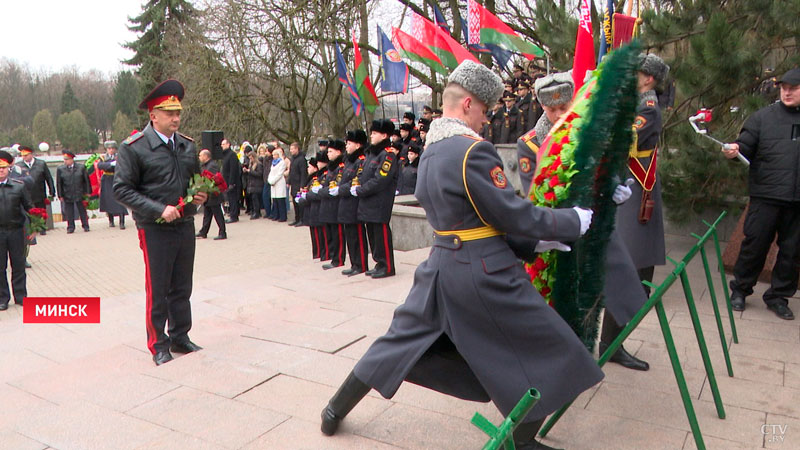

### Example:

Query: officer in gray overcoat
xmin=97 ymin=140 xmax=128 ymax=229
xmin=321 ymin=61 xmax=604 ymax=449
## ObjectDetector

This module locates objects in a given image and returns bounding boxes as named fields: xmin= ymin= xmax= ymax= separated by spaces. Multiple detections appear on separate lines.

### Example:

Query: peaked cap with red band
xmin=18 ymin=145 xmax=33 ymax=155
xmin=138 ymin=79 xmax=185 ymax=111
xmin=0 ymin=150 xmax=13 ymax=168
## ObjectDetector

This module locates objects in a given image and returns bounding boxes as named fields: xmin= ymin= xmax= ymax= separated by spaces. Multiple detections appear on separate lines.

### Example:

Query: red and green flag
xmin=572 ymin=0 xmax=596 ymax=92
xmin=352 ymin=31 xmax=380 ymax=113
xmin=467 ymin=0 xmax=544 ymax=59
xmin=391 ymin=27 xmax=448 ymax=75
xmin=411 ymin=11 xmax=479 ymax=70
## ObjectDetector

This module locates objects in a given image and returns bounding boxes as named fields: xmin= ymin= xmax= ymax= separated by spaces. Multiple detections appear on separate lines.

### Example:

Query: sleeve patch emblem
xmin=633 ymin=115 xmax=647 ymax=130
xmin=380 ymin=160 xmax=392 ymax=176
xmin=519 ymin=157 xmax=532 ymax=173
xmin=490 ymin=166 xmax=508 ymax=189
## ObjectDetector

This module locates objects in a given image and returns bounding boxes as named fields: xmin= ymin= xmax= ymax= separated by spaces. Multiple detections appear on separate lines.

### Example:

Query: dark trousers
xmin=137 ymin=221 xmax=195 ymax=354
xmin=311 ymin=226 xmax=321 ymax=259
xmin=272 ymin=198 xmax=287 ymax=221
xmin=107 ymin=213 xmax=125 ymax=225
xmin=199 ymin=204 xmax=226 ymax=237
xmin=344 ymin=222 xmax=369 ymax=273
xmin=63 ymin=200 xmax=89 ymax=231
xmin=261 ymin=184 xmax=272 ymax=217
xmin=249 ymin=192 xmax=262 ymax=218
xmin=731 ymin=198 xmax=800 ymax=306
xmin=316 ymin=225 xmax=330 ymax=261
xmin=325 ymin=223 xmax=347 ymax=266
xmin=291 ymin=192 xmax=303 ymax=223
xmin=0 ymin=227 xmax=26 ymax=305
xmin=227 ymin=187 xmax=240 ymax=220
xmin=366 ymin=222 xmax=395 ymax=274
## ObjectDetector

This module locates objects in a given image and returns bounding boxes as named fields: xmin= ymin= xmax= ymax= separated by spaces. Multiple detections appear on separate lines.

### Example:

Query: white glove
xmin=612 ymin=179 xmax=634 ymax=205
xmin=535 ymin=240 xmax=572 ymax=252
xmin=350 ymin=186 xmax=359 ymax=197
xmin=572 ymin=206 xmax=593 ymax=236
xmin=311 ymin=185 xmax=321 ymax=194
xmin=110 ymin=161 xmax=117 ymax=167
xmin=329 ymin=186 xmax=339 ymax=196
xmin=301 ymin=191 xmax=307 ymax=199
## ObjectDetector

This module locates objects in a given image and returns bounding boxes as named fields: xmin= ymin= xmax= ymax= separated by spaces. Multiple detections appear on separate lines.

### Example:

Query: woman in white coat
xmin=268 ymin=148 xmax=288 ymax=222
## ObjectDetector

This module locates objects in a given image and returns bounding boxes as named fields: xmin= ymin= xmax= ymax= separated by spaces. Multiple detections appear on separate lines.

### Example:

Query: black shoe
xmin=213 ymin=234 xmax=227 ymax=240
xmin=370 ymin=270 xmax=395 ymax=279
xmin=15 ymin=299 xmax=22 ymax=306
xmin=153 ymin=351 xmax=174 ymax=366
xmin=109 ymin=222 xmax=115 ymax=228
xmin=341 ymin=267 xmax=356 ymax=276
xmin=365 ymin=269 xmax=376 ymax=276
xmin=225 ymin=218 xmax=238 ymax=224
xmin=170 ymin=340 xmax=203 ymax=354
xmin=83 ymin=227 xmax=90 ymax=232
xmin=323 ymin=263 xmax=343 ymax=270
xmin=0 ymin=303 xmax=7 ymax=311
xmin=40 ymin=230 xmax=46 ymax=236
xmin=321 ymin=371 xmax=371 ymax=436
xmin=119 ymin=224 xmax=126 ymax=230
xmin=196 ymin=233 xmax=207 ymax=239
xmin=730 ymin=293 xmax=745 ymax=311
xmin=67 ymin=229 xmax=74 ymax=234
xmin=767 ymin=303 xmax=795 ymax=320
xmin=600 ymin=343 xmax=650 ymax=371
xmin=25 ymin=261 xmax=32 ymax=268
xmin=250 ymin=215 xmax=260 ymax=220
xmin=288 ymin=221 xmax=299 ymax=226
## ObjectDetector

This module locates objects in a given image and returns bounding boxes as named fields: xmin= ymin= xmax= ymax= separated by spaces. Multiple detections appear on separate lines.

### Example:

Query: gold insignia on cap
xmin=154 ymin=95 xmax=182 ymax=111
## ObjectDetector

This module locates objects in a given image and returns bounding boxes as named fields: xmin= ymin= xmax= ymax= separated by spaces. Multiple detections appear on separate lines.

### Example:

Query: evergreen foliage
xmin=10 ymin=126 xmax=33 ymax=148
xmin=112 ymin=111 xmax=135 ymax=144
xmin=113 ymin=71 xmax=140 ymax=119
xmin=32 ymin=109 xmax=57 ymax=145
xmin=57 ymin=110 xmax=95 ymax=151
xmin=60 ymin=82 xmax=80 ymax=115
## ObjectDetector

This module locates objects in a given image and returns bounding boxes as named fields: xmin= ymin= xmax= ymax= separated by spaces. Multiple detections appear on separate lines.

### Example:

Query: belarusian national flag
xmin=572 ymin=0 xmax=596 ymax=93
xmin=468 ymin=0 xmax=544 ymax=59
xmin=391 ymin=27 xmax=448 ymax=75
xmin=411 ymin=12 xmax=479 ymax=70
xmin=352 ymin=31 xmax=380 ymax=113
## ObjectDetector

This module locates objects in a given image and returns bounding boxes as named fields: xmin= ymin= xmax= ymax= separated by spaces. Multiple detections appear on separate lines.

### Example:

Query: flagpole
xmin=395 ymin=93 xmax=400 ymax=121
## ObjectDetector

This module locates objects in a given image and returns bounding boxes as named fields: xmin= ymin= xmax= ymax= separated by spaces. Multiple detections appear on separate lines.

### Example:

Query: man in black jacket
xmin=221 ymin=139 xmax=241 ymax=223
xmin=113 ymin=79 xmax=208 ymax=365
xmin=196 ymin=149 xmax=226 ymax=240
xmin=337 ymin=130 xmax=369 ymax=276
xmin=318 ymin=140 xmax=346 ymax=269
xmin=16 ymin=146 xmax=55 ymax=211
xmin=0 ymin=150 xmax=34 ymax=310
xmin=351 ymin=119 xmax=399 ymax=279
xmin=56 ymin=150 xmax=91 ymax=233
xmin=287 ymin=142 xmax=307 ymax=226
xmin=723 ymin=68 xmax=800 ymax=320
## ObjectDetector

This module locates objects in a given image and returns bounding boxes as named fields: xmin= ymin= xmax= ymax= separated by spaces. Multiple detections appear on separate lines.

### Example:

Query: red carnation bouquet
xmin=156 ymin=170 xmax=226 ymax=223
xmin=28 ymin=208 xmax=48 ymax=233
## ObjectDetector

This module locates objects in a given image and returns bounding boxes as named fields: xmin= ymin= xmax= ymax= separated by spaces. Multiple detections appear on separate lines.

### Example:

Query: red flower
xmin=540 ymin=286 xmax=551 ymax=296
xmin=544 ymin=192 xmax=556 ymax=202
xmin=553 ymin=156 xmax=563 ymax=169
xmin=212 ymin=172 xmax=228 ymax=192
xmin=548 ymin=143 xmax=562 ymax=156
xmin=548 ymin=175 xmax=561 ymax=188
xmin=201 ymin=170 xmax=215 ymax=180
xmin=44 ymin=198 xmax=51 ymax=205
xmin=177 ymin=196 xmax=186 ymax=211
xmin=82 ymin=200 xmax=88 ymax=208
xmin=532 ymin=257 xmax=547 ymax=271
xmin=534 ymin=173 xmax=546 ymax=185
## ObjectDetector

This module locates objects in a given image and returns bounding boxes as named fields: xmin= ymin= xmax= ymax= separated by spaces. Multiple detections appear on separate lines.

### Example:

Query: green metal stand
xmin=706 ymin=219 xmax=739 ymax=344
xmin=698 ymin=245 xmax=735 ymax=376
xmin=538 ymin=212 xmax=739 ymax=450
xmin=472 ymin=388 xmax=540 ymax=450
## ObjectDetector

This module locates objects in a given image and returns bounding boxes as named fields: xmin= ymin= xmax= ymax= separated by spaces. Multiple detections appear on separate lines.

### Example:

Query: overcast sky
xmin=0 ymin=0 xmax=144 ymax=75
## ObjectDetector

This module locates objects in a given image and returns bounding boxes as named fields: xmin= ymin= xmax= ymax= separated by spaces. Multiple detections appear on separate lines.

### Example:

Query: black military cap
xmin=62 ymin=150 xmax=76 ymax=158
xmin=0 ymin=150 xmax=13 ymax=168
xmin=138 ymin=79 xmax=185 ymax=111
xmin=18 ymin=145 xmax=33 ymax=156
xmin=391 ymin=141 xmax=403 ymax=152
xmin=419 ymin=123 xmax=430 ymax=133
xmin=317 ymin=139 xmax=329 ymax=147
xmin=778 ymin=68 xmax=800 ymax=85
xmin=345 ymin=129 xmax=367 ymax=145
xmin=504 ymin=78 xmax=514 ymax=87
xmin=370 ymin=119 xmax=395 ymax=135
xmin=517 ymin=80 xmax=531 ymax=89
xmin=403 ymin=111 xmax=415 ymax=121
xmin=418 ymin=118 xmax=431 ymax=128
xmin=316 ymin=150 xmax=329 ymax=164
xmin=392 ymin=129 xmax=401 ymax=137
xmin=399 ymin=123 xmax=414 ymax=132
xmin=329 ymin=139 xmax=345 ymax=151
xmin=501 ymin=91 xmax=517 ymax=101
xmin=309 ymin=157 xmax=318 ymax=167
xmin=407 ymin=144 xmax=422 ymax=154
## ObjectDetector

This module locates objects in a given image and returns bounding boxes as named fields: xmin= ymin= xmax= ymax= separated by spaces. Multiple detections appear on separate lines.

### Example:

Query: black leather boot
xmin=513 ymin=419 xmax=563 ymax=450
xmin=321 ymin=371 xmax=371 ymax=436
xmin=599 ymin=312 xmax=649 ymax=371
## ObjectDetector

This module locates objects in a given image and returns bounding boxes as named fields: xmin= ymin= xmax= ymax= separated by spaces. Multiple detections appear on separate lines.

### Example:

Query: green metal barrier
xmin=472 ymin=388 xmax=540 ymax=450
xmin=536 ymin=211 xmax=739 ymax=450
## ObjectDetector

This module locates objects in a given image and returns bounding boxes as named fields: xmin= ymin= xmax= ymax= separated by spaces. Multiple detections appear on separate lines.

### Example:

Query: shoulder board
xmin=358 ymin=154 xmax=366 ymax=160
xmin=177 ymin=132 xmax=194 ymax=142
xmin=411 ymin=137 xmax=417 ymax=142
xmin=520 ymin=128 xmax=536 ymax=142
xmin=461 ymin=134 xmax=483 ymax=141
xmin=339 ymin=162 xmax=345 ymax=168
xmin=10 ymin=178 xmax=24 ymax=185
xmin=123 ymin=131 xmax=144 ymax=145
xmin=646 ymin=100 xmax=656 ymax=107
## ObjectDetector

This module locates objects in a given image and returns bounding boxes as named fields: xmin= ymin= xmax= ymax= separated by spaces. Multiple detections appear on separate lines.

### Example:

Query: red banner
xmin=23 ymin=297 xmax=101 ymax=323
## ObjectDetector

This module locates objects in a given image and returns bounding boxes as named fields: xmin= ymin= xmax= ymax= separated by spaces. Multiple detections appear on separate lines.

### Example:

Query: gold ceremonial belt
xmin=434 ymin=226 xmax=505 ymax=241
xmin=103 ymin=171 xmax=114 ymax=176
xmin=632 ymin=149 xmax=654 ymax=158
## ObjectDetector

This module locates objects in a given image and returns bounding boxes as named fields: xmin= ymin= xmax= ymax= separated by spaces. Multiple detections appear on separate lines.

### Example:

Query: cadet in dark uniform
xmin=321 ymin=61 xmax=602 ymax=449
xmin=57 ymin=150 xmax=91 ymax=233
xmin=517 ymin=72 xmax=650 ymax=371
xmin=337 ymin=130 xmax=369 ymax=276
xmin=397 ymin=145 xmax=420 ymax=195
xmin=196 ymin=149 xmax=227 ymax=240
xmin=0 ymin=150 xmax=34 ymax=311
xmin=306 ymin=151 xmax=330 ymax=261
xmin=616 ymin=54 xmax=669 ymax=294
xmin=351 ymin=119 xmax=399 ymax=279
xmin=113 ymin=79 xmax=207 ymax=366
xmin=398 ymin=123 xmax=419 ymax=161
xmin=96 ymin=140 xmax=129 ymax=229
xmin=318 ymin=140 xmax=347 ymax=269
xmin=296 ymin=157 xmax=320 ymax=258
xmin=515 ymin=80 xmax=543 ymax=135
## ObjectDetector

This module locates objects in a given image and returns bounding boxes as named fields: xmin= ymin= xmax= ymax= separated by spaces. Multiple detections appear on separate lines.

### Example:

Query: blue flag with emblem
xmin=597 ymin=0 xmax=614 ymax=63
xmin=431 ymin=2 xmax=450 ymax=33
xmin=378 ymin=26 xmax=409 ymax=94
xmin=335 ymin=43 xmax=364 ymax=116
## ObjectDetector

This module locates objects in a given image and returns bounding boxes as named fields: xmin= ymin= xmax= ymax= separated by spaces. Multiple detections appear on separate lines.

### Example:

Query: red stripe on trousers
xmin=322 ymin=226 xmax=329 ymax=260
xmin=358 ymin=223 xmax=366 ymax=270
xmin=138 ymin=228 xmax=158 ymax=355
xmin=337 ymin=224 xmax=344 ymax=264
xmin=383 ymin=223 xmax=392 ymax=273
xmin=312 ymin=227 xmax=319 ymax=258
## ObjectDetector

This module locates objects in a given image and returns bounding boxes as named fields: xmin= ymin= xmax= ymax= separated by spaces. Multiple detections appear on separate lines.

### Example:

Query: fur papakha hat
xmin=534 ymin=72 xmax=574 ymax=107
xmin=639 ymin=53 xmax=670 ymax=83
xmin=447 ymin=60 xmax=504 ymax=107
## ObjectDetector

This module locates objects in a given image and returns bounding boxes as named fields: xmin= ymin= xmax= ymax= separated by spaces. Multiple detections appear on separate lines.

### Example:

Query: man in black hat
xmin=113 ymin=79 xmax=208 ymax=365
xmin=0 ymin=150 xmax=34 ymax=311
xmin=350 ymin=119 xmax=399 ymax=279
xmin=16 ymin=146 xmax=55 ymax=235
xmin=97 ymin=140 xmax=129 ymax=229
xmin=220 ymin=139 xmax=241 ymax=222
xmin=398 ymin=123 xmax=419 ymax=161
xmin=512 ymin=63 xmax=533 ymax=90
xmin=421 ymin=105 xmax=433 ymax=121
xmin=397 ymin=144 xmax=421 ymax=196
xmin=515 ymin=80 xmax=543 ymax=134
xmin=722 ymin=67 xmax=800 ymax=320
xmin=402 ymin=111 xmax=416 ymax=126
xmin=490 ymin=91 xmax=521 ymax=144
xmin=317 ymin=140 xmax=347 ymax=270
xmin=57 ymin=150 xmax=91 ymax=233
xmin=306 ymin=150 xmax=330 ymax=261
xmin=337 ymin=130 xmax=369 ymax=276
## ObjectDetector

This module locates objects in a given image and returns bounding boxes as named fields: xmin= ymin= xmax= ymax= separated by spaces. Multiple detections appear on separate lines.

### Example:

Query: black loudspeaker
xmin=201 ymin=130 xmax=224 ymax=160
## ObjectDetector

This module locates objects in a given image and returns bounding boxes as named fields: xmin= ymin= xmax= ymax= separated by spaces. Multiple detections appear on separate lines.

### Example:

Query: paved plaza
xmin=0 ymin=213 xmax=798 ymax=450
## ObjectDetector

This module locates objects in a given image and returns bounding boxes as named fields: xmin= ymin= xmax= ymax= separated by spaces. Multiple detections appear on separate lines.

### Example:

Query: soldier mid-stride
xmin=320 ymin=60 xmax=603 ymax=450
